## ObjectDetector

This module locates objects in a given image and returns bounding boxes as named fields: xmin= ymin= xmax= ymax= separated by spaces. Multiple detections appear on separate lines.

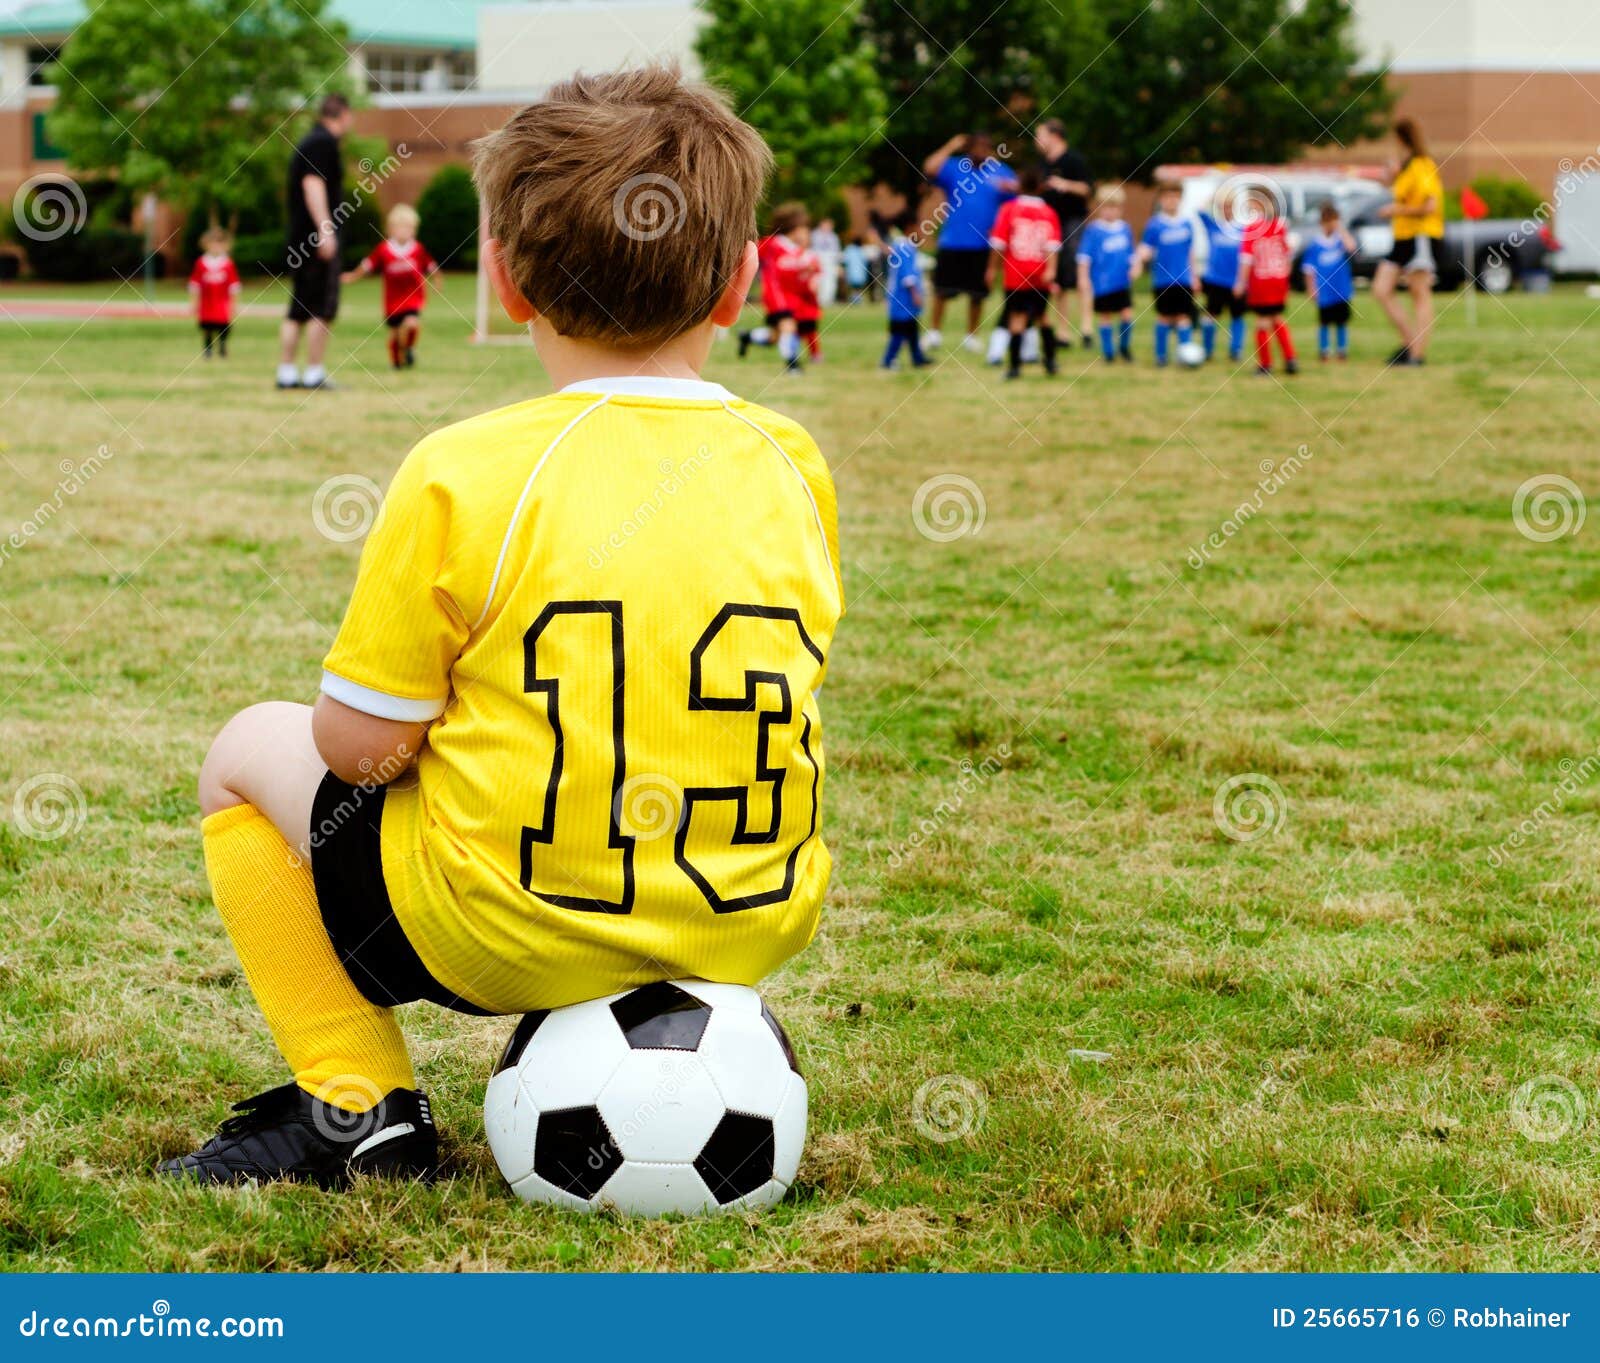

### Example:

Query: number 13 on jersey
xmin=519 ymin=599 xmax=826 ymax=917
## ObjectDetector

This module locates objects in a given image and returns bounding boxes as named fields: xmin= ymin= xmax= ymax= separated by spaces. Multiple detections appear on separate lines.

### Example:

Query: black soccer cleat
xmin=157 ymin=1082 xmax=437 ymax=1188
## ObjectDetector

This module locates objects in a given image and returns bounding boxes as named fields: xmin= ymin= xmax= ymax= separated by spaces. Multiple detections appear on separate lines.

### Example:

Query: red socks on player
xmin=1254 ymin=320 xmax=1297 ymax=371
xmin=804 ymin=331 xmax=820 ymax=359
xmin=387 ymin=333 xmax=402 ymax=369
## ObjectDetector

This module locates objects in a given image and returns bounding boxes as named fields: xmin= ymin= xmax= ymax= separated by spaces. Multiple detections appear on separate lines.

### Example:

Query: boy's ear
xmin=485 ymin=238 xmax=538 ymax=325
xmin=709 ymin=241 xmax=760 ymax=329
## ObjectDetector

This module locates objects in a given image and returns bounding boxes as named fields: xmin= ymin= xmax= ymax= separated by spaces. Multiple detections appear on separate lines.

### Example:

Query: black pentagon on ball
xmin=610 ymin=981 xmax=712 ymax=1051
xmin=761 ymin=1003 xmax=801 ymax=1075
xmin=494 ymin=1009 xmax=550 ymax=1075
xmin=532 ymin=1105 xmax=622 ymax=1199
xmin=694 ymin=1111 xmax=776 ymax=1204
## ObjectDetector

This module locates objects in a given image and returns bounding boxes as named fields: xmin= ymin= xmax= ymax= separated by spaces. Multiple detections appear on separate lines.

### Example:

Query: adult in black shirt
xmin=278 ymin=93 xmax=353 ymax=390
xmin=1034 ymin=118 xmax=1093 ymax=347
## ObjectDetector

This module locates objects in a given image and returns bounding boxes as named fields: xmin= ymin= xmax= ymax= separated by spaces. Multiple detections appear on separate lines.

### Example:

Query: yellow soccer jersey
xmin=1392 ymin=155 xmax=1444 ymax=240
xmin=321 ymin=376 xmax=843 ymax=1012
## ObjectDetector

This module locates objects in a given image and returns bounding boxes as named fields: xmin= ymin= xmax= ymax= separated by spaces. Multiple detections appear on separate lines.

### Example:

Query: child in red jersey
xmin=775 ymin=222 xmax=824 ymax=361
xmin=1234 ymin=195 xmax=1299 ymax=376
xmin=343 ymin=205 xmax=438 ymax=369
xmin=986 ymin=167 xmax=1062 ymax=379
xmin=189 ymin=228 xmax=241 ymax=359
xmin=736 ymin=201 xmax=807 ymax=371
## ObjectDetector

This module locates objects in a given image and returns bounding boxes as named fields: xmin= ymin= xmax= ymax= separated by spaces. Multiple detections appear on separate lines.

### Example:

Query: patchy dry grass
xmin=3 ymin=274 xmax=1600 ymax=1270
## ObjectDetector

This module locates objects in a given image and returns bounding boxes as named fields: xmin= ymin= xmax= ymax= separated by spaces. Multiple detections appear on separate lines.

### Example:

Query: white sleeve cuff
xmin=320 ymin=670 xmax=447 ymax=722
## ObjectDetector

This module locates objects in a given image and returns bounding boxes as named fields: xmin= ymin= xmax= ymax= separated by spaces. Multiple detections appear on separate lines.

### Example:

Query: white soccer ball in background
xmin=1177 ymin=340 xmax=1206 ymax=368
xmin=484 ymin=980 xmax=806 ymax=1216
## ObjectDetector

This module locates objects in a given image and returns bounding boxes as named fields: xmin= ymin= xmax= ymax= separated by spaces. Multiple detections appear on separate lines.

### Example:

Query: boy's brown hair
xmin=1155 ymin=178 xmax=1182 ymax=197
xmin=474 ymin=64 xmax=772 ymax=349
xmin=201 ymin=226 xmax=233 ymax=251
xmin=768 ymin=201 xmax=808 ymax=237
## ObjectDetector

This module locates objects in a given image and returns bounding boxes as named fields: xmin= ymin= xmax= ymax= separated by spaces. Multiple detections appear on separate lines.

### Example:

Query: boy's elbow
xmin=312 ymin=694 xmax=425 ymax=786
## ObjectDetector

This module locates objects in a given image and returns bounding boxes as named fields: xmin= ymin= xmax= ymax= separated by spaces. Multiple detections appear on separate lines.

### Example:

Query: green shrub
xmin=1445 ymin=175 xmax=1546 ymax=222
xmin=416 ymin=164 xmax=479 ymax=269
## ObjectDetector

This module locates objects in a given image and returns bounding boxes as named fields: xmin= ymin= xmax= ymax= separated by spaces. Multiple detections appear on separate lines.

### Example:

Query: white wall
xmin=1354 ymin=0 xmax=1600 ymax=73
xmin=477 ymin=1 xmax=704 ymax=92
xmin=0 ymin=41 xmax=28 ymax=109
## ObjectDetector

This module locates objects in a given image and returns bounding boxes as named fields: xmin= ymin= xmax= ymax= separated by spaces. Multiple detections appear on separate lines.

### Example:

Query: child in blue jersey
xmin=1076 ymin=184 xmax=1140 ymax=364
xmin=1199 ymin=196 xmax=1247 ymax=362
xmin=1137 ymin=180 xmax=1200 ymax=365
xmin=1303 ymin=202 xmax=1357 ymax=361
xmin=882 ymin=221 xmax=929 ymax=369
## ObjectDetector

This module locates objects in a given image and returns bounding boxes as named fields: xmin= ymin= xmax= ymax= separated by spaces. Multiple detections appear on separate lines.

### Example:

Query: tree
xmin=858 ymin=0 xmax=1391 ymax=190
xmin=1073 ymin=0 xmax=1392 ymax=178
xmin=48 ymin=0 xmax=353 ymax=230
xmin=860 ymin=0 xmax=1102 ymax=189
xmin=417 ymin=164 xmax=480 ymax=270
xmin=696 ymin=0 xmax=886 ymax=210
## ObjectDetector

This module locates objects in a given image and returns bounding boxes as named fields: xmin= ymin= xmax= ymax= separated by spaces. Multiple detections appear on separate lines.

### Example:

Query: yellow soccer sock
xmin=201 ymin=804 xmax=414 ymax=1110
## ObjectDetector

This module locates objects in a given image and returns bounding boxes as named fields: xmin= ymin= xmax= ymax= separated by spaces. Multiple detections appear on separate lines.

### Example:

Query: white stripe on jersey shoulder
xmin=471 ymin=393 xmax=612 ymax=631
xmin=718 ymin=401 xmax=839 ymax=602
xmin=321 ymin=670 xmax=448 ymax=722
xmin=559 ymin=376 xmax=734 ymax=401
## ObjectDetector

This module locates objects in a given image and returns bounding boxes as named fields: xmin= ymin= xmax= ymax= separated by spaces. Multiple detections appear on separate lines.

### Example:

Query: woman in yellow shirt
xmin=1373 ymin=117 xmax=1444 ymax=367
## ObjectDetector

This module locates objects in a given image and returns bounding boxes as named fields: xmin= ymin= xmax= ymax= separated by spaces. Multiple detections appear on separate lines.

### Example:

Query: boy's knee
xmin=198 ymin=702 xmax=302 ymax=816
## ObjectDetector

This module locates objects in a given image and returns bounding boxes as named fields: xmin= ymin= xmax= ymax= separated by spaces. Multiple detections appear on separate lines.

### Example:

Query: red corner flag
xmin=1460 ymin=185 xmax=1489 ymax=220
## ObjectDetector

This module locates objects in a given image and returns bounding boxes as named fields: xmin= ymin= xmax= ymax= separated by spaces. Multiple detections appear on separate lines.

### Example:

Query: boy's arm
xmin=340 ymin=258 xmax=373 ymax=285
xmin=1234 ymin=252 xmax=1251 ymax=296
xmin=312 ymin=695 xmax=428 ymax=786
xmin=1303 ymin=267 xmax=1318 ymax=301
xmin=1076 ymin=254 xmax=1091 ymax=302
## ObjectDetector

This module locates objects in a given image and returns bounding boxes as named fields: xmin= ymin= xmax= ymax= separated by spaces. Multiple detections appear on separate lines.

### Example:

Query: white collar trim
xmin=559 ymin=376 xmax=733 ymax=401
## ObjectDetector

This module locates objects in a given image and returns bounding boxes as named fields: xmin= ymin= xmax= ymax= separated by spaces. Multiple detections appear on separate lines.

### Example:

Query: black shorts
xmin=764 ymin=309 xmax=792 ymax=328
xmin=287 ymin=255 xmax=340 ymax=324
xmin=1202 ymin=282 xmax=1245 ymax=319
xmin=1318 ymin=299 xmax=1352 ymax=325
xmin=1386 ymin=235 xmax=1438 ymax=272
xmin=1003 ymin=287 xmax=1050 ymax=322
xmin=1154 ymin=283 xmax=1198 ymax=319
xmin=1093 ymin=288 xmax=1132 ymax=315
xmin=795 ymin=317 xmax=818 ymax=336
xmin=887 ymin=316 xmax=921 ymax=339
xmin=386 ymin=308 xmax=420 ymax=328
xmin=934 ymin=247 xmax=989 ymax=299
xmin=1251 ymin=301 xmax=1286 ymax=317
xmin=309 ymin=772 xmax=489 ymax=1015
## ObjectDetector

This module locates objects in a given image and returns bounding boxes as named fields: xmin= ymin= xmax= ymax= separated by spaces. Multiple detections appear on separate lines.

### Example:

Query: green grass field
xmin=4 ymin=272 xmax=1600 ymax=1271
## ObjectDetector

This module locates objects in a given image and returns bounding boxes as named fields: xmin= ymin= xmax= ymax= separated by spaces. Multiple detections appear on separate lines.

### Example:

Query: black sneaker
xmin=1284 ymin=358 xmax=1300 ymax=375
xmin=737 ymin=331 xmax=752 ymax=358
xmin=157 ymin=1082 xmax=437 ymax=1188
xmin=1386 ymin=345 xmax=1414 ymax=367
xmin=1080 ymin=333 xmax=1094 ymax=350
xmin=405 ymin=348 xmax=416 ymax=368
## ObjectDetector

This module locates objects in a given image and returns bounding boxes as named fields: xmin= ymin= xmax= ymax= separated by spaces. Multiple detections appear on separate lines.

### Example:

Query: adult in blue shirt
xmin=922 ymin=131 xmax=1017 ymax=353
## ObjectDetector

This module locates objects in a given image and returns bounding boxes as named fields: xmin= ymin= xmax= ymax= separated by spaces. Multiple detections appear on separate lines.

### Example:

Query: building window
xmin=27 ymin=44 xmax=62 ymax=87
xmin=362 ymin=47 xmax=475 ymax=95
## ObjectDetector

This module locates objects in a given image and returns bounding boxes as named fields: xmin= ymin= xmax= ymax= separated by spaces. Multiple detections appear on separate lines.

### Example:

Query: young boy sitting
xmin=160 ymin=65 xmax=844 ymax=1187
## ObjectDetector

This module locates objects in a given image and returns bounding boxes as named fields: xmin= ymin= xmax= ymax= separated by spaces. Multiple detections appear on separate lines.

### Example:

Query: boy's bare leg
xmin=277 ymin=318 xmax=302 ymax=367
xmin=199 ymin=700 xmax=323 ymax=860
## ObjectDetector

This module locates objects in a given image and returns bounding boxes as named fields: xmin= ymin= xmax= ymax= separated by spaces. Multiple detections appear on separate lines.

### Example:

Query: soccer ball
xmin=1177 ymin=340 xmax=1206 ymax=368
xmin=484 ymin=980 xmax=806 ymax=1216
